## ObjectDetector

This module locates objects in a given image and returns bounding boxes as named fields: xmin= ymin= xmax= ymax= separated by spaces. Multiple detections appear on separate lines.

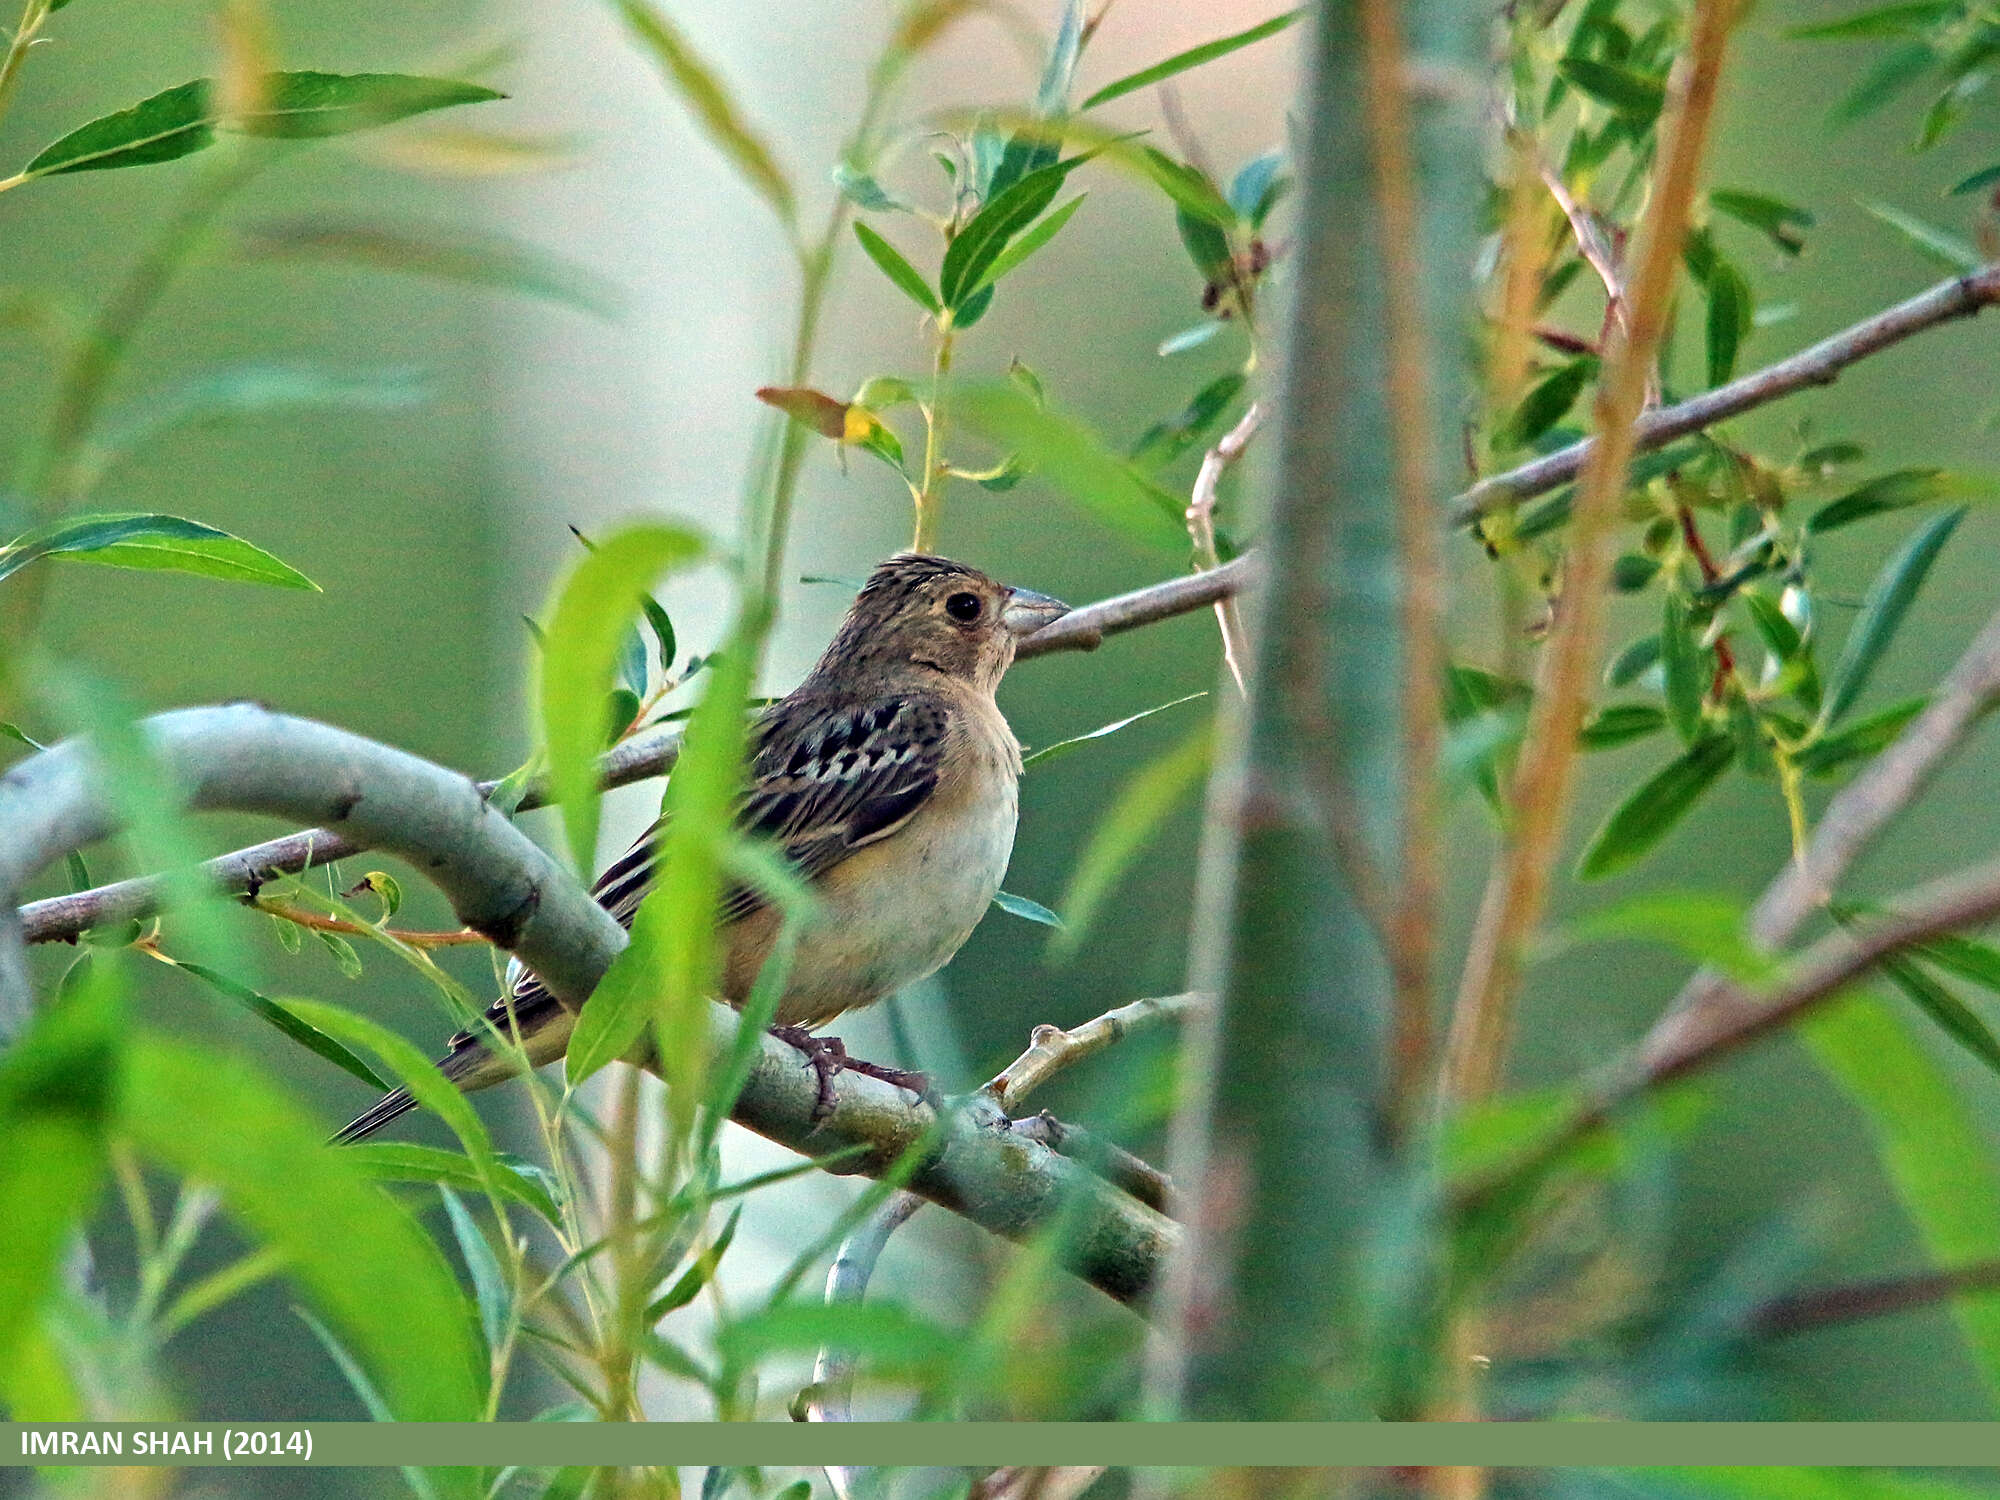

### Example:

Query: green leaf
xmin=1035 ymin=0 xmax=1085 ymax=116
xmin=21 ymin=73 xmax=503 ymax=179
xmin=1795 ymin=694 xmax=1927 ymax=777
xmin=1564 ymin=889 xmax=1776 ymax=982
xmin=1137 ymin=147 xmax=1236 ymax=229
xmin=1857 ymin=197 xmax=1982 ymax=271
xmin=154 ymin=956 xmax=388 ymax=1091
xmin=832 ymin=161 xmax=910 ymax=213
xmin=1833 ymin=41 xmax=1939 ymax=123
xmin=611 ymin=0 xmax=796 ymax=229
xmin=92 ymin=363 xmax=430 ymax=472
xmin=963 ymin=192 xmax=1087 ymax=299
xmin=1080 ymin=11 xmax=1301 ymax=111
xmin=344 ymin=1143 xmax=561 ymax=1225
xmin=239 ymin=220 xmax=622 ymax=320
xmin=1660 ymin=591 xmax=1707 ymax=744
xmin=1807 ymin=467 xmax=1977 ymax=532
xmin=1821 ymin=505 xmax=1966 ymax=726
xmin=1704 ymin=255 xmax=1752 ymax=388
xmin=1879 ymin=954 xmax=2000 ymax=1077
xmin=1786 ymin=2 xmax=1951 ymax=39
xmin=1949 ymin=162 xmax=2000 ymax=196
xmin=1556 ymin=57 xmax=1666 ymax=120
xmin=940 ymin=151 xmax=1095 ymax=310
xmin=1579 ymin=702 xmax=1668 ymax=750
xmin=539 ymin=522 xmax=705 ymax=874
xmin=295 ymin=1309 xmax=447 ymax=1500
xmin=1611 ymin=553 xmax=1661 ymax=592
xmin=1506 ymin=357 xmax=1594 ymax=449
xmin=0 ymin=965 xmax=119 ymax=1358
xmin=1053 ymin=722 xmax=1212 ymax=955
xmin=0 ymin=513 xmax=318 ymax=590
xmin=1229 ymin=149 xmax=1290 ymax=229
xmin=124 ymin=1037 xmax=484 ymax=1428
xmin=852 ymin=222 xmax=940 ymax=314
xmin=1709 ymin=188 xmax=1815 ymax=255
xmin=439 ymin=1188 xmax=511 ymax=1358
xmin=1576 ymin=734 xmax=1735 ymax=880
xmin=1131 ymin=371 xmax=1247 ymax=468
xmin=993 ymin=890 xmax=1064 ymax=929
xmin=647 ymin=1205 xmax=742 ymax=1320
xmin=1022 ymin=691 xmax=1207 ymax=768
xmin=953 ymin=382 xmax=1185 ymax=547
xmin=1802 ymin=993 xmax=2000 ymax=1398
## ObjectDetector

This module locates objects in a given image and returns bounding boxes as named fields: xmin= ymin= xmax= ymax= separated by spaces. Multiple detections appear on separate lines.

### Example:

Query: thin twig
xmin=1187 ymin=404 xmax=1263 ymax=695
xmin=1010 ymin=1109 xmax=1173 ymax=1213
xmin=1538 ymin=155 xmax=1629 ymax=346
xmin=981 ymin=992 xmax=1207 ymax=1115
xmin=1451 ymin=262 xmax=2000 ymax=526
xmin=971 ymin=1470 xmax=1109 ymax=1500
xmin=1358 ymin=0 xmax=1445 ymax=1137
xmin=1444 ymin=0 xmax=1737 ymax=1108
xmin=251 ymin=899 xmax=488 ymax=950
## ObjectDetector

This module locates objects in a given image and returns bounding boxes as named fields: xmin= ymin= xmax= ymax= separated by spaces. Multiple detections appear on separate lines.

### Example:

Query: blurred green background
xmin=6 ymin=0 xmax=2000 ymax=1476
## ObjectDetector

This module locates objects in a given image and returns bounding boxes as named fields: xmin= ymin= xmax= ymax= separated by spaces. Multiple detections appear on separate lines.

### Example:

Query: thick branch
xmin=18 ymin=720 xmax=686 ymax=945
xmin=0 ymin=708 xmax=1175 ymax=1305
xmin=1449 ymin=263 xmax=2000 ymax=527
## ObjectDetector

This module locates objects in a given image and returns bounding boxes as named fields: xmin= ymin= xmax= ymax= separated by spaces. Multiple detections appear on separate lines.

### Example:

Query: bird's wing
xmin=363 ymin=694 xmax=951 ymax=1107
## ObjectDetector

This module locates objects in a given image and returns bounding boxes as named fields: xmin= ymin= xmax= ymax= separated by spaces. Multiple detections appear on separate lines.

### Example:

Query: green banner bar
xmin=4 ymin=1424 xmax=2000 ymax=1468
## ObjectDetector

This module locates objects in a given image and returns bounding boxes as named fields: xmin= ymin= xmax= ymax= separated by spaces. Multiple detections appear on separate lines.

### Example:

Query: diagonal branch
xmin=22 ymin=267 xmax=2000 ymax=949
xmin=0 ymin=707 xmax=1175 ymax=1306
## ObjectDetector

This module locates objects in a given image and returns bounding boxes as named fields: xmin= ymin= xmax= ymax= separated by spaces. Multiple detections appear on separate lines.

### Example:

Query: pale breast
xmin=765 ymin=695 xmax=1022 ymax=1029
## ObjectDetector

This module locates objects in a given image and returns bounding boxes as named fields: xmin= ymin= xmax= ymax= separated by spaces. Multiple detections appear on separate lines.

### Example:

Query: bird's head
xmin=815 ymin=552 xmax=1069 ymax=694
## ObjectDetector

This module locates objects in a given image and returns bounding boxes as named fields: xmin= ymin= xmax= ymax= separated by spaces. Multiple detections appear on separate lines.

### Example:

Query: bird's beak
xmin=1001 ymin=585 xmax=1070 ymax=637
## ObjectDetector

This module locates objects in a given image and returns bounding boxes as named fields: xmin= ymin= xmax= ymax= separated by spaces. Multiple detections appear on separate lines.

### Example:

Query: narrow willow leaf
xmin=1802 ymin=994 xmax=2000 ymax=1395
xmin=539 ymin=523 xmax=704 ymax=874
xmin=1834 ymin=42 xmax=1940 ymax=124
xmin=852 ymin=222 xmax=940 ymax=314
xmin=1709 ymin=188 xmax=1815 ymax=254
xmin=832 ymin=161 xmax=910 ymax=213
xmin=954 ymin=382 xmax=1184 ymax=548
xmin=1879 ymin=955 xmax=2000 ymax=1077
xmin=345 ymin=1143 xmax=561 ymax=1225
xmin=126 ymin=1039 xmax=484 ymax=1429
xmin=1705 ymin=255 xmax=1752 ymax=388
xmin=1080 ymin=11 xmax=1301 ymax=111
xmin=1506 ymin=357 xmax=1594 ymax=448
xmin=1786 ymin=1 xmax=1951 ymax=39
xmin=1660 ymin=592 xmax=1707 ymax=744
xmin=1556 ymin=57 xmax=1667 ymax=120
xmin=240 ymin=220 xmax=621 ymax=319
xmin=612 ymin=0 xmax=796 ymax=229
xmin=93 ymin=364 xmax=429 ymax=469
xmin=1131 ymin=371 xmax=1247 ymax=468
xmin=1857 ymin=197 xmax=1982 ymax=271
xmin=1035 ymin=0 xmax=1084 ymax=116
xmin=0 ymin=513 xmax=318 ymax=590
xmin=1564 ymin=889 xmax=1775 ymax=982
xmin=1795 ymin=694 xmax=1927 ymax=776
xmin=1821 ymin=506 xmax=1966 ymax=726
xmin=1807 ymin=467 xmax=1975 ymax=533
xmin=647 ymin=1206 xmax=742 ymax=1320
xmin=940 ymin=151 xmax=1095 ymax=310
xmin=992 ymin=890 xmax=1063 ymax=928
xmin=1576 ymin=735 xmax=1735 ymax=880
xmin=962 ymin=192 xmax=1086 ymax=299
xmin=1137 ymin=147 xmax=1236 ymax=229
xmin=296 ymin=1310 xmax=448 ymax=1500
xmin=439 ymin=1188 xmax=511 ymax=1358
xmin=156 ymin=957 xmax=388 ymax=1090
xmin=22 ymin=73 xmax=502 ymax=179
xmin=1053 ymin=722 xmax=1212 ymax=955
xmin=1949 ymin=162 xmax=2000 ymax=196
xmin=1611 ymin=553 xmax=1661 ymax=592
xmin=1579 ymin=702 xmax=1668 ymax=750
xmin=1022 ymin=691 xmax=1206 ymax=768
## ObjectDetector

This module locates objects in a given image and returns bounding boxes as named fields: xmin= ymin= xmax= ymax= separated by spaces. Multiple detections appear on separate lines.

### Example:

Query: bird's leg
xmin=768 ymin=1025 xmax=933 ymax=1121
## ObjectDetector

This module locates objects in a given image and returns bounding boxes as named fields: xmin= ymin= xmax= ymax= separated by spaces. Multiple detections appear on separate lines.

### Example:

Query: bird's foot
xmin=768 ymin=1026 xmax=933 ymax=1122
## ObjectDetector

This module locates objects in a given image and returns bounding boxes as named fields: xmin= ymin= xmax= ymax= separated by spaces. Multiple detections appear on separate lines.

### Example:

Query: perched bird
xmin=335 ymin=553 xmax=1068 ymax=1142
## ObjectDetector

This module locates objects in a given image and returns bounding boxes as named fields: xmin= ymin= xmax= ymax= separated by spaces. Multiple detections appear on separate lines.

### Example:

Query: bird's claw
xmin=768 ymin=1025 xmax=932 ymax=1122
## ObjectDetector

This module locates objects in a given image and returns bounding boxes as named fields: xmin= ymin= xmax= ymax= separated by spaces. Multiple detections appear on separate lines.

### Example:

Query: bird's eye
xmin=945 ymin=591 xmax=983 ymax=623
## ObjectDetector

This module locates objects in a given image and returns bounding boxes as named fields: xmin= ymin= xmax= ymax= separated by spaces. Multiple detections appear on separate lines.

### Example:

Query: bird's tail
xmin=330 ymin=1040 xmax=498 ymax=1145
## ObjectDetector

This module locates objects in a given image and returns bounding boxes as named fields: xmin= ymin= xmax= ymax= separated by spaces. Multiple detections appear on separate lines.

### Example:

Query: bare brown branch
xmin=982 ymin=992 xmax=1207 ymax=1114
